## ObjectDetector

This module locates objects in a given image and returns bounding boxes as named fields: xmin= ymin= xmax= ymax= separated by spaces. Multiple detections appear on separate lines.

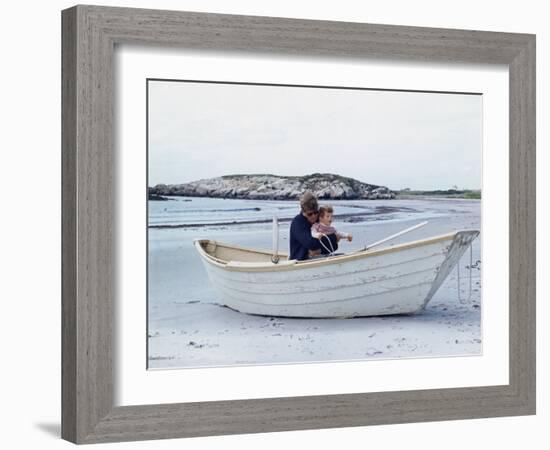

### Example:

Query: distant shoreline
xmin=149 ymin=192 xmax=481 ymax=202
xmin=395 ymin=189 xmax=481 ymax=200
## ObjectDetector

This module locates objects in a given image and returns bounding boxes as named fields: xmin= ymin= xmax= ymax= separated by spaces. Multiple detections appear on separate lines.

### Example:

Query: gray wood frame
xmin=61 ymin=5 xmax=536 ymax=444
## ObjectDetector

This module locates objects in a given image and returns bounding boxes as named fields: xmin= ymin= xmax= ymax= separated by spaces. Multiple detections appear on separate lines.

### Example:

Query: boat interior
xmin=198 ymin=240 xmax=288 ymax=264
xmin=194 ymin=232 xmax=460 ymax=268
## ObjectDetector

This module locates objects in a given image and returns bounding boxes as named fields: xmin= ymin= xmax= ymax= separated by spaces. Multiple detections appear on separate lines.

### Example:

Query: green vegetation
xmin=395 ymin=189 xmax=481 ymax=199
xmin=463 ymin=191 xmax=482 ymax=199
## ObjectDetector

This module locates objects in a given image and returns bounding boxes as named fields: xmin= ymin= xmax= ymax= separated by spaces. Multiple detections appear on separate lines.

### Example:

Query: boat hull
xmin=194 ymin=230 xmax=479 ymax=318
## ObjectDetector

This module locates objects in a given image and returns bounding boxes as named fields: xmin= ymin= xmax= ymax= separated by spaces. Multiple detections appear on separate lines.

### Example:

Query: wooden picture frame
xmin=61 ymin=4 xmax=536 ymax=444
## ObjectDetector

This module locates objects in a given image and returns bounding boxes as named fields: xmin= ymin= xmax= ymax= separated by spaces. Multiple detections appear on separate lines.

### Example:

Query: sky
xmin=148 ymin=80 xmax=482 ymax=191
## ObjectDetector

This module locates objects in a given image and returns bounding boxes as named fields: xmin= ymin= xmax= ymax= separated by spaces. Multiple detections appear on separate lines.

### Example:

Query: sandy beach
xmin=147 ymin=197 xmax=481 ymax=369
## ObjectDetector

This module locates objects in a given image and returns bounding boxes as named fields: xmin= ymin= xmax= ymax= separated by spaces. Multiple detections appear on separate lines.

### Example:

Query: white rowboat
xmin=194 ymin=230 xmax=479 ymax=318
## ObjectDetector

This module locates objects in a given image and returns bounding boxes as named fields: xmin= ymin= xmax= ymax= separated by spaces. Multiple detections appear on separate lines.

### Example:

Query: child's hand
xmin=347 ymin=234 xmax=353 ymax=242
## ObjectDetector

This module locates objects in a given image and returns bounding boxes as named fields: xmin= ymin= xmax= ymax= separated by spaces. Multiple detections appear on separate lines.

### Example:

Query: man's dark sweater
xmin=289 ymin=213 xmax=322 ymax=261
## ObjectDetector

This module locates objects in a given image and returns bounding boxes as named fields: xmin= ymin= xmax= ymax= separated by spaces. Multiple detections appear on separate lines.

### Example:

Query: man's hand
xmin=347 ymin=234 xmax=353 ymax=242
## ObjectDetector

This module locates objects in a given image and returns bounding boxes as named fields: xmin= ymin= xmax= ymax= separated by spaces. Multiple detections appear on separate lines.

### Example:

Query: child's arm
xmin=337 ymin=231 xmax=353 ymax=242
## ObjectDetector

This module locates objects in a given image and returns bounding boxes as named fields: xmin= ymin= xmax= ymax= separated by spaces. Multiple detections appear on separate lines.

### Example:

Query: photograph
xmin=146 ymin=79 xmax=482 ymax=369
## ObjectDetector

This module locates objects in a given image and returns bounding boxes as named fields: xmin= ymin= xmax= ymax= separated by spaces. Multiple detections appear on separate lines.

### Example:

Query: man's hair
xmin=318 ymin=205 xmax=334 ymax=217
xmin=300 ymin=191 xmax=319 ymax=213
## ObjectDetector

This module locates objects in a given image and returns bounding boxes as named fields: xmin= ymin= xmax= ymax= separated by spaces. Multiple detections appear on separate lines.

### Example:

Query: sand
xmin=147 ymin=198 xmax=481 ymax=369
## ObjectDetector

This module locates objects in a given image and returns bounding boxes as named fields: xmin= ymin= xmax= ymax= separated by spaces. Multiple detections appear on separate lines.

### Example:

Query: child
xmin=309 ymin=205 xmax=353 ymax=256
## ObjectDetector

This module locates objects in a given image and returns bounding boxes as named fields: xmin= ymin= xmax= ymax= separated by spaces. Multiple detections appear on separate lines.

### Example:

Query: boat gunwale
xmin=194 ymin=231 xmax=474 ymax=273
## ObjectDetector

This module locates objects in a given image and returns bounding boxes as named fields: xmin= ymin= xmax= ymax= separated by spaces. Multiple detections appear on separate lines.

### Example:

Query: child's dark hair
xmin=318 ymin=205 xmax=333 ymax=217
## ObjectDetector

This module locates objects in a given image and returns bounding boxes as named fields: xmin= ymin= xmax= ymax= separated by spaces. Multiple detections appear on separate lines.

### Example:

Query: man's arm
xmin=291 ymin=219 xmax=321 ymax=251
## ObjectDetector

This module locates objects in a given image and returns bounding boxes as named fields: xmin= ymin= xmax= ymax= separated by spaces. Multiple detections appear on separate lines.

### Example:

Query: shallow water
xmin=148 ymin=196 xmax=452 ymax=227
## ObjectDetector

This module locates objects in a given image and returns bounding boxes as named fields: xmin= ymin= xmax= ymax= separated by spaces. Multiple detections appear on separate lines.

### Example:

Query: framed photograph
xmin=61 ymin=5 xmax=535 ymax=444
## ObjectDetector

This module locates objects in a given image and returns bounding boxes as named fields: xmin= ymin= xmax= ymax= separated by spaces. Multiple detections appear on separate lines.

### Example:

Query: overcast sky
xmin=148 ymin=80 xmax=482 ymax=190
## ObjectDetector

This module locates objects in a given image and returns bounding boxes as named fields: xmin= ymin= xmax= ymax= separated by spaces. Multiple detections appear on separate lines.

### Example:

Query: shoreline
xmin=148 ymin=205 xmax=417 ymax=229
xmin=150 ymin=193 xmax=482 ymax=202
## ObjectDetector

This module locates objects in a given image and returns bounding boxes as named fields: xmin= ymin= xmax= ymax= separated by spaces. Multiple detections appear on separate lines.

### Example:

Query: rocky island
xmin=149 ymin=173 xmax=395 ymax=201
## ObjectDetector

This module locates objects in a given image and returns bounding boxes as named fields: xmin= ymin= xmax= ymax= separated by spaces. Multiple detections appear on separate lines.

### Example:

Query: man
xmin=289 ymin=191 xmax=324 ymax=261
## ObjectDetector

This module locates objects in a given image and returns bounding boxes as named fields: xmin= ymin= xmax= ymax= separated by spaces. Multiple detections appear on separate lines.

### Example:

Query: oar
xmin=364 ymin=221 xmax=428 ymax=250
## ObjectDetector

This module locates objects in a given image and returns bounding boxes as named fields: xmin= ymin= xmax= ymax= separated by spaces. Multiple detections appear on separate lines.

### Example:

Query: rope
xmin=457 ymin=243 xmax=473 ymax=303
xmin=318 ymin=233 xmax=336 ymax=256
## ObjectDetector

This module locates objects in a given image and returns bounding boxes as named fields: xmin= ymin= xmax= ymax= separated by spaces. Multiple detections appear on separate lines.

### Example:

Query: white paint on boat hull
xmin=194 ymin=230 xmax=479 ymax=318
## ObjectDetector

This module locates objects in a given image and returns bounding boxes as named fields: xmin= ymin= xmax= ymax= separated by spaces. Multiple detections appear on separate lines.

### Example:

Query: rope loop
xmin=319 ymin=233 xmax=336 ymax=256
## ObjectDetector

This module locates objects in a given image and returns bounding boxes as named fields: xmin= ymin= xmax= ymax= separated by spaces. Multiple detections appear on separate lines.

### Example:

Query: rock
xmin=366 ymin=348 xmax=383 ymax=356
xmin=148 ymin=193 xmax=173 ymax=201
xmin=148 ymin=173 xmax=395 ymax=201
